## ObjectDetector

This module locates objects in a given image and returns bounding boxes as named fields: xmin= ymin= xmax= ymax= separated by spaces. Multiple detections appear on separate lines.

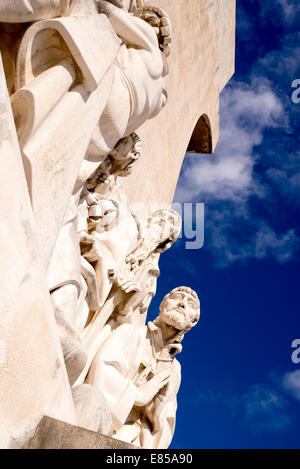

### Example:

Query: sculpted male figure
xmin=0 ymin=0 xmax=172 ymax=385
xmin=85 ymin=287 xmax=200 ymax=448
xmin=77 ymin=208 xmax=182 ymax=385
xmin=109 ymin=208 xmax=182 ymax=326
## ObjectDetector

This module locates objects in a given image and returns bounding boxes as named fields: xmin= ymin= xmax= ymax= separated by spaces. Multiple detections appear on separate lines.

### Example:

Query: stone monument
xmin=0 ymin=0 xmax=235 ymax=449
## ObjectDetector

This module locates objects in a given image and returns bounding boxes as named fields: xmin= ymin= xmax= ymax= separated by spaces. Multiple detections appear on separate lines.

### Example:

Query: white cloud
xmin=173 ymin=73 xmax=300 ymax=268
xmin=177 ymin=156 xmax=252 ymax=202
xmin=254 ymin=225 xmax=299 ymax=263
xmin=175 ymin=79 xmax=283 ymax=204
xmin=282 ymin=370 xmax=300 ymax=400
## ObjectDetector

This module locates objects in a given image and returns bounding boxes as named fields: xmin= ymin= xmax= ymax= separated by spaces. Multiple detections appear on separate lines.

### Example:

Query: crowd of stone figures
xmin=0 ymin=0 xmax=200 ymax=448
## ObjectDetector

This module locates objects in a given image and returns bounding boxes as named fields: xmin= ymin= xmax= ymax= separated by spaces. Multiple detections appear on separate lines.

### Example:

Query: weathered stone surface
xmin=0 ymin=2 xmax=176 ymax=448
xmin=24 ymin=416 xmax=136 ymax=450
xmin=85 ymin=287 xmax=200 ymax=449
xmin=0 ymin=53 xmax=76 ymax=450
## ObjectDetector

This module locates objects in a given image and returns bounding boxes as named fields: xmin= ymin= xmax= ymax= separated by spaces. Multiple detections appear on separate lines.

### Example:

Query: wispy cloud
xmin=254 ymin=224 xmax=299 ymax=263
xmin=258 ymin=0 xmax=300 ymax=26
xmin=255 ymin=32 xmax=300 ymax=86
xmin=209 ymin=217 xmax=299 ymax=269
xmin=194 ymin=384 xmax=292 ymax=434
xmin=282 ymin=370 xmax=300 ymax=401
xmin=174 ymin=76 xmax=300 ymax=268
xmin=240 ymin=384 xmax=292 ymax=432
xmin=174 ymin=24 xmax=300 ymax=268
xmin=274 ymin=0 xmax=300 ymax=24
xmin=175 ymin=78 xmax=283 ymax=204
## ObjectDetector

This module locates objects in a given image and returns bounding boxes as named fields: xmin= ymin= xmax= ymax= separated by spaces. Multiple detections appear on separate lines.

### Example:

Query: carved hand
xmin=92 ymin=200 xmax=118 ymax=229
xmin=79 ymin=232 xmax=94 ymax=245
xmin=108 ymin=270 xmax=141 ymax=293
xmin=125 ymin=254 xmax=139 ymax=271
xmin=135 ymin=370 xmax=171 ymax=407
xmin=83 ymin=236 xmax=104 ymax=262
xmin=118 ymin=278 xmax=141 ymax=293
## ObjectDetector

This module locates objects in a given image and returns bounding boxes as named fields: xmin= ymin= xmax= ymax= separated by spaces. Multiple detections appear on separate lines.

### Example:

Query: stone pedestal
xmin=24 ymin=416 xmax=136 ymax=450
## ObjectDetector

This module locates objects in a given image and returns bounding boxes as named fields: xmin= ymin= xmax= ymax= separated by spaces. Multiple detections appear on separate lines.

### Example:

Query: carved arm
xmin=96 ymin=1 xmax=159 ymax=52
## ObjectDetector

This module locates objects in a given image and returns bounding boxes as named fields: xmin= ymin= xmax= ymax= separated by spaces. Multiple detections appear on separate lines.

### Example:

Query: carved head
xmin=110 ymin=132 xmax=141 ymax=177
xmin=147 ymin=209 xmax=181 ymax=254
xmin=86 ymin=157 xmax=113 ymax=192
xmin=158 ymin=287 xmax=200 ymax=333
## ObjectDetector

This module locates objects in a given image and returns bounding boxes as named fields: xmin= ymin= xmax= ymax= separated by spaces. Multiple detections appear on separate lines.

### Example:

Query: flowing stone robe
xmin=0 ymin=51 xmax=77 ymax=448
xmin=85 ymin=321 xmax=181 ymax=449
xmin=85 ymin=191 xmax=140 ymax=309
xmin=75 ymin=187 xmax=142 ymax=384
xmin=8 ymin=11 xmax=120 ymax=267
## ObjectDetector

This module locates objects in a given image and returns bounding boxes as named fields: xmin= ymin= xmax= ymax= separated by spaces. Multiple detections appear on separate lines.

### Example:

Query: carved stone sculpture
xmin=0 ymin=0 xmax=172 ymax=267
xmin=85 ymin=287 xmax=200 ymax=448
xmin=77 ymin=201 xmax=182 ymax=384
xmin=110 ymin=208 xmax=182 ymax=326
xmin=79 ymin=132 xmax=142 ymax=316
xmin=0 ymin=0 xmax=172 ymax=387
xmin=0 ymin=0 xmax=237 ymax=450
xmin=47 ymin=131 xmax=143 ymax=385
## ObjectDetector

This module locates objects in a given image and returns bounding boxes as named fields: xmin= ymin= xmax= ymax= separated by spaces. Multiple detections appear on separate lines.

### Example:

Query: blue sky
xmin=148 ymin=0 xmax=300 ymax=449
